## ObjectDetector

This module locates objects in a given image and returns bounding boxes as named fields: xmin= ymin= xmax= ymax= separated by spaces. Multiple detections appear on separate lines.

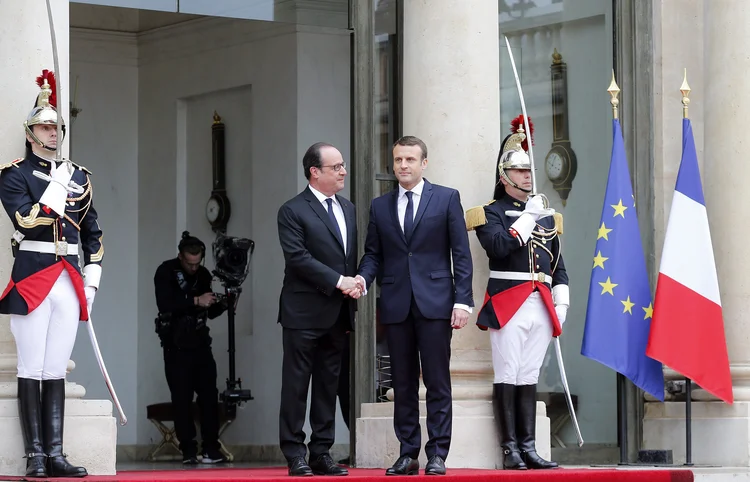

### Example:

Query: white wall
xmin=69 ymin=29 xmax=139 ymax=444
xmin=69 ymin=15 xmax=350 ymax=451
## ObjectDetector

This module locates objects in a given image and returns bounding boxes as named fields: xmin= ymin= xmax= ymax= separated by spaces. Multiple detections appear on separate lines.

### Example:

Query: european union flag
xmin=581 ymin=118 xmax=665 ymax=401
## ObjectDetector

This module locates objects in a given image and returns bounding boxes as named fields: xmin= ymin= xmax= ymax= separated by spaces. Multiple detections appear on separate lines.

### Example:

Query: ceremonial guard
xmin=466 ymin=115 xmax=568 ymax=470
xmin=0 ymin=71 xmax=103 ymax=478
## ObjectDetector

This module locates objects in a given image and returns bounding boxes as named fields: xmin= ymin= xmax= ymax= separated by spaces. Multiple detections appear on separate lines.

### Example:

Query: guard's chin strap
xmin=499 ymin=173 xmax=532 ymax=194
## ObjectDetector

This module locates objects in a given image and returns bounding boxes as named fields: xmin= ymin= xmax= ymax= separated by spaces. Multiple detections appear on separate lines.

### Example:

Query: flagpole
xmin=607 ymin=71 xmax=629 ymax=465
xmin=680 ymin=68 xmax=694 ymax=467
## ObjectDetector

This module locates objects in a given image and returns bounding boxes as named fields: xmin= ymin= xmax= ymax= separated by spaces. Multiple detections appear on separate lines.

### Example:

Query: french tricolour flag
xmin=646 ymin=118 xmax=733 ymax=404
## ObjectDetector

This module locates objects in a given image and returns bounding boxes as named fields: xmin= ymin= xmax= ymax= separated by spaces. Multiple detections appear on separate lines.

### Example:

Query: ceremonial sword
xmin=504 ymin=35 xmax=583 ymax=447
xmin=45 ymin=0 xmax=127 ymax=426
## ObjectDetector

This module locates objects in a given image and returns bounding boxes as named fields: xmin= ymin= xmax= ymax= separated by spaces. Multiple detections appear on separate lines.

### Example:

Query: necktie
xmin=326 ymin=198 xmax=344 ymax=247
xmin=404 ymin=191 xmax=414 ymax=242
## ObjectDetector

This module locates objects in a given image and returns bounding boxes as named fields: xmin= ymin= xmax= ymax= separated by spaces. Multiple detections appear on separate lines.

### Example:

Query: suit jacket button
xmin=408 ymin=252 xmax=412 ymax=257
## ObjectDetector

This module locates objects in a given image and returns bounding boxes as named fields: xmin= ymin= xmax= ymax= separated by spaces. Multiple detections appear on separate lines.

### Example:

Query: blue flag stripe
xmin=581 ymin=119 xmax=665 ymax=401
xmin=674 ymin=119 xmax=705 ymax=206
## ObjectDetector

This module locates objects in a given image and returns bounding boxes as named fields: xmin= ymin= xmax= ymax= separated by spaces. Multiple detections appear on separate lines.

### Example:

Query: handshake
xmin=339 ymin=275 xmax=367 ymax=299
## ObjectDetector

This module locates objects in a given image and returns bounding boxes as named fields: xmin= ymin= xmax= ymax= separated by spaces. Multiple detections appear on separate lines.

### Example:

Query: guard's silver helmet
xmin=23 ymin=70 xmax=65 ymax=151
xmin=496 ymin=115 xmax=533 ymax=194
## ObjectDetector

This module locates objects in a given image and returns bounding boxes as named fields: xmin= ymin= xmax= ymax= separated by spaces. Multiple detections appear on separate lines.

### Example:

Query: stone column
xmin=642 ymin=0 xmax=750 ymax=467
xmin=356 ymin=0 xmax=551 ymax=468
xmin=0 ymin=0 xmax=116 ymax=475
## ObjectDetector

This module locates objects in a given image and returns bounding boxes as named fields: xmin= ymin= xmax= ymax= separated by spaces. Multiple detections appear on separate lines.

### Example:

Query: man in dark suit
xmin=277 ymin=142 xmax=360 ymax=477
xmin=357 ymin=136 xmax=474 ymax=476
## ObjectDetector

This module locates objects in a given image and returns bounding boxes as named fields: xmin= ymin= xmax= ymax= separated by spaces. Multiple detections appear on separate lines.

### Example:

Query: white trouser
xmin=10 ymin=269 xmax=80 ymax=380
xmin=489 ymin=291 xmax=553 ymax=385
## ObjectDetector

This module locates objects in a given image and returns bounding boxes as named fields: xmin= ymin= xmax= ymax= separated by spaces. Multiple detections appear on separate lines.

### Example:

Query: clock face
xmin=206 ymin=197 xmax=221 ymax=223
xmin=545 ymin=150 xmax=565 ymax=182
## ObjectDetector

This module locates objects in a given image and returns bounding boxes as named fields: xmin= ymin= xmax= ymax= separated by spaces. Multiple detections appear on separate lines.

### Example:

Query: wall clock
xmin=206 ymin=111 xmax=231 ymax=232
xmin=545 ymin=48 xmax=578 ymax=206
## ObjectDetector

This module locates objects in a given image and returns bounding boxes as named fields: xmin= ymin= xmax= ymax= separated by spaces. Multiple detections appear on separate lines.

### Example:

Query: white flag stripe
xmin=658 ymin=191 xmax=722 ymax=306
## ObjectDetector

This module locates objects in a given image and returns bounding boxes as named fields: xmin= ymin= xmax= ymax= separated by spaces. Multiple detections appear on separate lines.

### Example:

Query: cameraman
xmin=154 ymin=231 xmax=227 ymax=464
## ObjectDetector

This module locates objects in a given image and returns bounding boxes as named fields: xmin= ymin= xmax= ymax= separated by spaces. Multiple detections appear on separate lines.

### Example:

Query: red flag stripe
xmin=647 ymin=273 xmax=733 ymax=404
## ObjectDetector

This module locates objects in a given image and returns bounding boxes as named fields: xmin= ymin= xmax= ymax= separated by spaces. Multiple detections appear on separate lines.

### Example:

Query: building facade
xmin=0 ymin=0 xmax=745 ymax=473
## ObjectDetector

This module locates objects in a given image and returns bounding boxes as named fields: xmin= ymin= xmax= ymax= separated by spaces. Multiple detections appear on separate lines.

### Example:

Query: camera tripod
xmin=219 ymin=284 xmax=253 ymax=416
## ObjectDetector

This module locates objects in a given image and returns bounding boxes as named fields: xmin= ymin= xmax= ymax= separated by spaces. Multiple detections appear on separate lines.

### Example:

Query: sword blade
xmin=503 ymin=35 xmax=536 ymax=195
xmin=554 ymin=337 xmax=584 ymax=446
xmin=86 ymin=317 xmax=128 ymax=426
xmin=45 ymin=0 xmax=70 ymax=173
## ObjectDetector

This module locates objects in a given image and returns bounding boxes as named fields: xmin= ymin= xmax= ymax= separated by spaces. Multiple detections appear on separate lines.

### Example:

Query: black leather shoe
xmin=310 ymin=454 xmax=348 ymax=476
xmin=288 ymin=456 xmax=313 ymax=477
xmin=385 ymin=455 xmax=419 ymax=476
xmin=425 ymin=455 xmax=446 ymax=476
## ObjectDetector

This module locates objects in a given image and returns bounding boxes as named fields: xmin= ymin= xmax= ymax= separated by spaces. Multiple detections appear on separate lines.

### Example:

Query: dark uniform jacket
xmin=0 ymin=153 xmax=103 ymax=320
xmin=154 ymin=258 xmax=224 ymax=349
xmin=473 ymin=194 xmax=568 ymax=335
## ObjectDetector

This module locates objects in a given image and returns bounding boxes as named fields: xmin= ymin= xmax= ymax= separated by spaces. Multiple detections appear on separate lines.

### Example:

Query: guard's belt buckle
xmin=55 ymin=241 xmax=69 ymax=256
xmin=535 ymin=272 xmax=546 ymax=283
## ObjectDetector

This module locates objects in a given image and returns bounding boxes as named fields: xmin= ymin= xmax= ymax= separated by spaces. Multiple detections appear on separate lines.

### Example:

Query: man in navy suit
xmin=357 ymin=136 xmax=474 ymax=476
xmin=277 ymin=142 xmax=360 ymax=477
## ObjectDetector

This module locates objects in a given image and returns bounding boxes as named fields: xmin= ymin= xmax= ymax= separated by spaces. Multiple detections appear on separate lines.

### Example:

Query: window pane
xmin=374 ymin=0 xmax=398 ymax=197
xmin=499 ymin=0 xmax=615 ymax=446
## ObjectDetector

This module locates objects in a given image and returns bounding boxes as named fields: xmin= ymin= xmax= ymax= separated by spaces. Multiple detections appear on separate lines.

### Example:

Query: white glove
xmin=552 ymin=284 xmax=570 ymax=327
xmin=523 ymin=195 xmax=555 ymax=221
xmin=84 ymin=286 xmax=96 ymax=317
xmin=39 ymin=164 xmax=74 ymax=217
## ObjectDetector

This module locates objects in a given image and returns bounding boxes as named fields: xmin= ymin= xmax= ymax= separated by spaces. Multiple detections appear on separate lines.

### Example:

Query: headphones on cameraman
xmin=178 ymin=231 xmax=206 ymax=260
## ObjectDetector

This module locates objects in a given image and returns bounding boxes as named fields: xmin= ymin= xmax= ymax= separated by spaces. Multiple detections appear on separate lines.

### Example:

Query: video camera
xmin=210 ymin=233 xmax=256 ymax=412
xmin=212 ymin=234 xmax=255 ymax=288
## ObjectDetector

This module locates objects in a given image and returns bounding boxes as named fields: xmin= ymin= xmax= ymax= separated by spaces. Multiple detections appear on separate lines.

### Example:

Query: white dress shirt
xmin=309 ymin=185 xmax=347 ymax=289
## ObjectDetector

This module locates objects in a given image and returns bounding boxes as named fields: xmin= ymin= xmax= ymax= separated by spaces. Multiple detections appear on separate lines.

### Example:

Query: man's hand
xmin=355 ymin=275 xmax=367 ymax=293
xmin=451 ymin=308 xmax=470 ymax=329
xmin=339 ymin=276 xmax=362 ymax=299
xmin=196 ymin=292 xmax=216 ymax=308
xmin=555 ymin=304 xmax=568 ymax=327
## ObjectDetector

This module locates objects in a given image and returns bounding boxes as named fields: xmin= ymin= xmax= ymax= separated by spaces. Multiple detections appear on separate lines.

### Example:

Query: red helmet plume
xmin=35 ymin=69 xmax=57 ymax=108
xmin=510 ymin=114 xmax=533 ymax=152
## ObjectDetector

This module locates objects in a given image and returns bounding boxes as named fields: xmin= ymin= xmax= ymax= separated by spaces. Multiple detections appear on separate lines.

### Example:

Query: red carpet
xmin=0 ymin=466 xmax=694 ymax=482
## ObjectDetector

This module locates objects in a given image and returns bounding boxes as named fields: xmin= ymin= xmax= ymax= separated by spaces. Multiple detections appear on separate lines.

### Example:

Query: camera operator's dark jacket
xmin=154 ymin=258 xmax=225 ymax=349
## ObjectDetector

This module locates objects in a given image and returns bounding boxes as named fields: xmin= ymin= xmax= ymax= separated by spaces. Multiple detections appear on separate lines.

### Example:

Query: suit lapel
xmin=411 ymin=179 xmax=433 ymax=234
xmin=390 ymin=189 xmax=407 ymax=245
xmin=304 ymin=187 xmax=345 ymax=253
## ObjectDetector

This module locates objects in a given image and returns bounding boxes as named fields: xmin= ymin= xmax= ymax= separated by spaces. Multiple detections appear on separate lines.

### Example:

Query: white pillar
xmin=356 ymin=0 xmax=551 ymax=468
xmin=642 ymin=0 xmax=750 ymax=467
xmin=701 ymin=0 xmax=750 ymax=405
xmin=0 ymin=0 xmax=116 ymax=475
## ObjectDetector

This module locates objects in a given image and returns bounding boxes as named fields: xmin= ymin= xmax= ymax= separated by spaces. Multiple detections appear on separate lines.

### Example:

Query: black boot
xmin=516 ymin=384 xmax=558 ymax=469
xmin=42 ymin=379 xmax=88 ymax=478
xmin=492 ymin=384 xmax=526 ymax=470
xmin=18 ymin=378 xmax=47 ymax=478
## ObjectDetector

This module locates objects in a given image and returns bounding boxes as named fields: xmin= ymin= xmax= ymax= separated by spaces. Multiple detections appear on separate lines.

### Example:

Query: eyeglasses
xmin=319 ymin=162 xmax=346 ymax=172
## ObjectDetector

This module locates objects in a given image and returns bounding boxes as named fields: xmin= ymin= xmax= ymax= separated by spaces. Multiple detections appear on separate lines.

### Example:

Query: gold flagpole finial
xmin=680 ymin=68 xmax=691 ymax=119
xmin=607 ymin=70 xmax=621 ymax=120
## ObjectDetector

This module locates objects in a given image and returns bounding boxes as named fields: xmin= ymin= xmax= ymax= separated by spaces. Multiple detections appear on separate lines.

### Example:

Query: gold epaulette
xmin=465 ymin=200 xmax=495 ymax=231
xmin=68 ymin=160 xmax=92 ymax=175
xmin=0 ymin=158 xmax=24 ymax=171
xmin=554 ymin=212 xmax=563 ymax=235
